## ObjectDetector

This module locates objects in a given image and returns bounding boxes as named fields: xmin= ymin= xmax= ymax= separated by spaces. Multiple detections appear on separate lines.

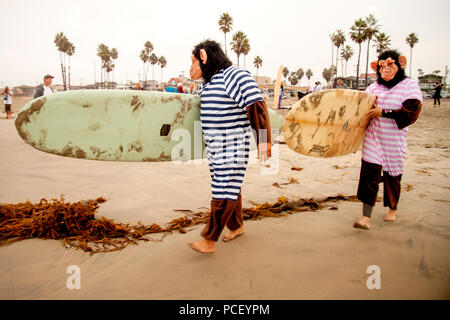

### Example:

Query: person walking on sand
xmin=188 ymin=40 xmax=272 ymax=253
xmin=313 ymin=81 xmax=322 ymax=92
xmin=353 ymin=50 xmax=422 ymax=230
xmin=34 ymin=74 xmax=54 ymax=98
xmin=2 ymin=86 xmax=13 ymax=119
xmin=433 ymin=81 xmax=442 ymax=107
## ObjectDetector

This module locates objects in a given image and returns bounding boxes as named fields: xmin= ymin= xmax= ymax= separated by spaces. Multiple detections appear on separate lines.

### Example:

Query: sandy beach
xmin=0 ymin=97 xmax=449 ymax=299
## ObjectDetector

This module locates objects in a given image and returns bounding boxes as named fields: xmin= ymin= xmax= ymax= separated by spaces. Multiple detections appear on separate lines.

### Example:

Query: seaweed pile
xmin=0 ymin=194 xmax=360 ymax=254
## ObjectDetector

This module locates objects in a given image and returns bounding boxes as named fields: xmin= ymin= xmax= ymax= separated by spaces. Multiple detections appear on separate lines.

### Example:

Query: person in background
xmin=177 ymin=82 xmax=184 ymax=93
xmin=188 ymin=82 xmax=197 ymax=94
xmin=336 ymin=78 xmax=348 ymax=89
xmin=313 ymin=81 xmax=322 ymax=92
xmin=277 ymin=84 xmax=284 ymax=109
xmin=2 ymin=86 xmax=13 ymax=119
xmin=433 ymin=81 xmax=442 ymax=107
xmin=33 ymin=75 xmax=54 ymax=98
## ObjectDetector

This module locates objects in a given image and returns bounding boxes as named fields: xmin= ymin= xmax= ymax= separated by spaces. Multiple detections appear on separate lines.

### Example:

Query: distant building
xmin=418 ymin=74 xmax=443 ymax=91
xmin=254 ymin=75 xmax=271 ymax=86
xmin=358 ymin=73 xmax=377 ymax=89
xmin=13 ymin=85 xmax=36 ymax=97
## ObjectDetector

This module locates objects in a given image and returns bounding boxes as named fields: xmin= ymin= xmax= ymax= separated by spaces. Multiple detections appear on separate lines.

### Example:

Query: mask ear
xmin=370 ymin=61 xmax=378 ymax=72
xmin=398 ymin=56 xmax=407 ymax=69
xmin=200 ymin=49 xmax=207 ymax=65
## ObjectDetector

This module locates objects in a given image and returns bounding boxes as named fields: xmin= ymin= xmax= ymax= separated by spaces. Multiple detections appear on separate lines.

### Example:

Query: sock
xmin=363 ymin=203 xmax=374 ymax=218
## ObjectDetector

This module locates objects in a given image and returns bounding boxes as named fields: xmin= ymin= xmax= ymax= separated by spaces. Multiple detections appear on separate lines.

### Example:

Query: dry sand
xmin=0 ymin=97 xmax=449 ymax=299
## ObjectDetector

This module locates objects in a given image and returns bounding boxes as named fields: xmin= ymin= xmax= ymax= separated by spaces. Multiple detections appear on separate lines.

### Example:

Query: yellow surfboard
xmin=283 ymin=89 xmax=377 ymax=157
xmin=273 ymin=65 xmax=283 ymax=110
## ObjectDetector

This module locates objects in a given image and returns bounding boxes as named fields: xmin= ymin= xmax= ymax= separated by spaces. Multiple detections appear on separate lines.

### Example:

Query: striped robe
xmin=199 ymin=66 xmax=264 ymax=201
xmin=362 ymin=78 xmax=423 ymax=176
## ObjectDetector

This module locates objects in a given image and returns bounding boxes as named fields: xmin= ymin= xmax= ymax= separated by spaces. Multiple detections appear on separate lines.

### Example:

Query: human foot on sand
xmin=188 ymin=239 xmax=215 ymax=253
xmin=384 ymin=209 xmax=398 ymax=222
xmin=353 ymin=216 xmax=371 ymax=230
xmin=222 ymin=227 xmax=245 ymax=242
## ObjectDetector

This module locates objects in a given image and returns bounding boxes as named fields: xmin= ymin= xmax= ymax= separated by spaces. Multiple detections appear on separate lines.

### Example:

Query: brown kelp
xmin=0 ymin=194 xmax=360 ymax=253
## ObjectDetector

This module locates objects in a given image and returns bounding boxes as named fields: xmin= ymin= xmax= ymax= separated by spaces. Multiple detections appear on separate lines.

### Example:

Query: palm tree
xmin=66 ymin=42 xmax=75 ymax=90
xmin=305 ymin=69 xmax=313 ymax=86
xmin=149 ymin=53 xmax=158 ymax=89
xmin=218 ymin=13 xmax=233 ymax=56
xmin=341 ymin=45 xmax=353 ymax=77
xmin=231 ymin=31 xmax=247 ymax=67
xmin=363 ymin=14 xmax=379 ymax=88
xmin=158 ymin=56 xmax=167 ymax=86
xmin=350 ymin=18 xmax=367 ymax=89
xmin=110 ymin=47 xmax=118 ymax=84
xmin=406 ymin=33 xmax=419 ymax=77
xmin=288 ymin=72 xmax=298 ymax=86
xmin=253 ymin=56 xmax=263 ymax=82
xmin=97 ymin=43 xmax=110 ymax=88
xmin=54 ymin=32 xmax=69 ymax=90
xmin=417 ymin=68 xmax=424 ymax=80
xmin=140 ymin=41 xmax=153 ymax=89
xmin=297 ymin=68 xmax=304 ymax=86
xmin=139 ymin=50 xmax=148 ymax=88
xmin=242 ymin=38 xmax=250 ymax=69
xmin=332 ymin=30 xmax=346 ymax=77
xmin=282 ymin=67 xmax=289 ymax=79
xmin=330 ymin=32 xmax=336 ymax=71
xmin=322 ymin=68 xmax=332 ymax=86
xmin=433 ymin=70 xmax=441 ymax=75
xmin=373 ymin=32 xmax=391 ymax=54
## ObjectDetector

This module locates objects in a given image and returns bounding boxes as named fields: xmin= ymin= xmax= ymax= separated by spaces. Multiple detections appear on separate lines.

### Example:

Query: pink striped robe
xmin=362 ymin=78 xmax=423 ymax=176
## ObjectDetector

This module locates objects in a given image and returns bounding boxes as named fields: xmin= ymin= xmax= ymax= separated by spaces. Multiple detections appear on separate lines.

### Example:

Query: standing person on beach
xmin=336 ymin=78 xmax=348 ymax=89
xmin=433 ymin=81 xmax=442 ymax=107
xmin=188 ymin=40 xmax=272 ymax=253
xmin=33 ymin=75 xmax=54 ymax=98
xmin=2 ymin=86 xmax=13 ymax=119
xmin=313 ymin=81 xmax=322 ymax=92
xmin=353 ymin=50 xmax=422 ymax=230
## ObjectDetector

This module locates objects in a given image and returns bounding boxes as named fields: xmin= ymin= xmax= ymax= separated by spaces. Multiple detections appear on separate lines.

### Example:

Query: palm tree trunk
xmin=237 ymin=54 xmax=239 ymax=67
xmin=356 ymin=43 xmax=361 ymax=90
xmin=331 ymin=41 xmax=334 ymax=84
xmin=59 ymin=52 xmax=65 ymax=90
xmin=409 ymin=47 xmax=412 ymax=77
xmin=68 ymin=56 xmax=71 ymax=90
xmin=345 ymin=60 xmax=348 ymax=77
xmin=152 ymin=64 xmax=155 ymax=90
xmin=224 ymin=32 xmax=227 ymax=56
xmin=336 ymin=46 xmax=339 ymax=79
xmin=364 ymin=40 xmax=371 ymax=89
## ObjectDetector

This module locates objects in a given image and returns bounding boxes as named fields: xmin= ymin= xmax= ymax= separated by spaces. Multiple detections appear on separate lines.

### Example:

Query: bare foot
xmin=188 ymin=239 xmax=216 ymax=253
xmin=384 ymin=209 xmax=397 ymax=222
xmin=353 ymin=216 xmax=371 ymax=230
xmin=222 ymin=227 xmax=245 ymax=242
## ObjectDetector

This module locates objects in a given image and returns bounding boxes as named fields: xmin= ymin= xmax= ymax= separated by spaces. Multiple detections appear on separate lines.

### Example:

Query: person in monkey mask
xmin=188 ymin=40 xmax=272 ymax=253
xmin=353 ymin=50 xmax=422 ymax=230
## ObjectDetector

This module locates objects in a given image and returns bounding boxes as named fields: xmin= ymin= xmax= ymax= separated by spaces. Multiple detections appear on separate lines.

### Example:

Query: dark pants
xmin=434 ymin=97 xmax=440 ymax=105
xmin=357 ymin=160 xmax=402 ymax=210
xmin=4 ymin=104 xmax=11 ymax=112
xmin=201 ymin=192 xmax=244 ymax=241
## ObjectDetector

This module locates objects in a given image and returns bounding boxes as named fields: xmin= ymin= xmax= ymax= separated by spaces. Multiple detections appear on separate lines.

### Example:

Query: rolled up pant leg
xmin=201 ymin=198 xmax=239 ymax=241
xmin=357 ymin=160 xmax=382 ymax=207
xmin=382 ymin=171 xmax=402 ymax=210
xmin=226 ymin=192 xmax=244 ymax=231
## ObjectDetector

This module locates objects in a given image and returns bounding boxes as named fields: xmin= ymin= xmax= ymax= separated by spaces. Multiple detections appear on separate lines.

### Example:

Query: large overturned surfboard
xmin=15 ymin=90 xmax=284 ymax=162
xmin=283 ymin=89 xmax=376 ymax=157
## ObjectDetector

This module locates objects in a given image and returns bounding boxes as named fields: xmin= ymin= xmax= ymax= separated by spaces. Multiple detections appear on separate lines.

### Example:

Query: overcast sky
xmin=1 ymin=0 xmax=449 ymax=87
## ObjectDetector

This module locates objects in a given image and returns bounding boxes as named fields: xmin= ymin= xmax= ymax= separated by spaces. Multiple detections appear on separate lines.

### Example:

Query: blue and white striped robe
xmin=199 ymin=66 xmax=264 ymax=201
